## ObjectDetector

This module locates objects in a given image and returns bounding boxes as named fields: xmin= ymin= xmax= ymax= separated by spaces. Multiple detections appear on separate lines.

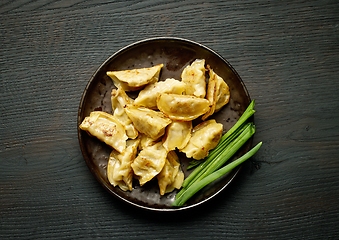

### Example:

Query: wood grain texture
xmin=1 ymin=0 xmax=339 ymax=239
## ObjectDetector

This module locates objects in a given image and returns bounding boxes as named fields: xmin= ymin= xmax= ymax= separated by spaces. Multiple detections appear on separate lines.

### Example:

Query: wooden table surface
xmin=1 ymin=0 xmax=338 ymax=239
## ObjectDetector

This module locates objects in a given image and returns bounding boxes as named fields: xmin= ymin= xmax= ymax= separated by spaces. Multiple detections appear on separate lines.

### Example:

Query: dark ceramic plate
xmin=77 ymin=37 xmax=251 ymax=211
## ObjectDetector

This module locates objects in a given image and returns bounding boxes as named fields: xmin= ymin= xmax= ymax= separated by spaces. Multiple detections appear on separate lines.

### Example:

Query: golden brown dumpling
xmin=125 ymin=104 xmax=172 ymax=139
xmin=131 ymin=142 xmax=168 ymax=186
xmin=181 ymin=59 xmax=206 ymax=98
xmin=111 ymin=88 xmax=138 ymax=139
xmin=107 ymin=64 xmax=163 ymax=91
xmin=202 ymin=66 xmax=230 ymax=120
xmin=137 ymin=133 xmax=160 ymax=150
xmin=134 ymin=78 xmax=186 ymax=109
xmin=162 ymin=121 xmax=192 ymax=151
xmin=157 ymin=93 xmax=210 ymax=121
xmin=157 ymin=151 xmax=184 ymax=195
xmin=107 ymin=139 xmax=140 ymax=191
xmin=79 ymin=111 xmax=128 ymax=153
xmin=181 ymin=119 xmax=223 ymax=160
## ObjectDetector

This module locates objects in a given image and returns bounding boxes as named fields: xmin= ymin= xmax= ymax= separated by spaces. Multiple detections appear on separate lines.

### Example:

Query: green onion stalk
xmin=173 ymin=100 xmax=260 ymax=206
xmin=172 ymin=142 xmax=262 ymax=207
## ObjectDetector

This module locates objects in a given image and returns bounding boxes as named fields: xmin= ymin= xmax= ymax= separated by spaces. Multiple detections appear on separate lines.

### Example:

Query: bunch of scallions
xmin=172 ymin=100 xmax=262 ymax=207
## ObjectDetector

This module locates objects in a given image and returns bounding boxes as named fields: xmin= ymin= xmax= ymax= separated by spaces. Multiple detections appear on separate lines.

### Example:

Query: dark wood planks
xmin=1 ymin=0 xmax=339 ymax=239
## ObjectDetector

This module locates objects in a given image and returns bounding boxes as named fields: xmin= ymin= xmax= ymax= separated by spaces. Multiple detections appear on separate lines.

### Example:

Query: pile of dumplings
xmin=79 ymin=59 xmax=230 ymax=195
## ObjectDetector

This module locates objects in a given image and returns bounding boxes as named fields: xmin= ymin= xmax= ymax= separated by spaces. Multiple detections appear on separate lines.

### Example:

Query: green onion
xmin=173 ymin=100 xmax=259 ymax=205
xmin=176 ymin=122 xmax=255 ymax=199
xmin=172 ymin=142 xmax=262 ymax=206
xmin=220 ymin=100 xmax=255 ymax=141
xmin=190 ymin=123 xmax=255 ymax=185
xmin=183 ymin=122 xmax=249 ymax=187
xmin=186 ymin=120 xmax=249 ymax=170
xmin=176 ymin=100 xmax=256 ymax=199
xmin=186 ymin=100 xmax=255 ymax=171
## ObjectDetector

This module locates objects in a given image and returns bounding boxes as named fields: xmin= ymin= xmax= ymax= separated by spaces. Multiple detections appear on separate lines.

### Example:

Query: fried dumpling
xmin=131 ymin=142 xmax=168 ymax=186
xmin=181 ymin=59 xmax=206 ymax=98
xmin=79 ymin=111 xmax=128 ymax=153
xmin=137 ymin=133 xmax=160 ymax=150
xmin=125 ymin=104 xmax=172 ymax=139
xmin=134 ymin=78 xmax=186 ymax=109
xmin=111 ymin=88 xmax=138 ymax=139
xmin=162 ymin=121 xmax=192 ymax=151
xmin=157 ymin=93 xmax=210 ymax=121
xmin=181 ymin=119 xmax=223 ymax=160
xmin=107 ymin=64 xmax=163 ymax=91
xmin=202 ymin=66 xmax=230 ymax=120
xmin=107 ymin=139 xmax=140 ymax=191
xmin=157 ymin=151 xmax=184 ymax=195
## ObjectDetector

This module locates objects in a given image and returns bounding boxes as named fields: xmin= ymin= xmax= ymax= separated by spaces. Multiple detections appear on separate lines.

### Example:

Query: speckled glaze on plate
xmin=77 ymin=37 xmax=251 ymax=211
